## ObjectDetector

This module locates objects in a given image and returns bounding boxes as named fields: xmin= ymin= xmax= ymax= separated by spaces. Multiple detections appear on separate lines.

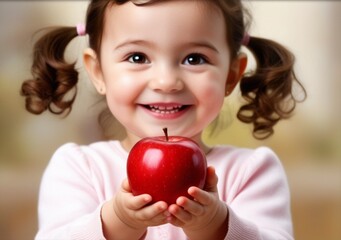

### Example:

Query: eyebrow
xmin=113 ymin=39 xmax=219 ymax=53
xmin=187 ymin=41 xmax=219 ymax=53
xmin=114 ymin=40 xmax=153 ymax=51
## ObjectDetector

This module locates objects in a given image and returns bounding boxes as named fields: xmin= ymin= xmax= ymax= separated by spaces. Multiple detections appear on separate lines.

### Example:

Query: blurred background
xmin=0 ymin=1 xmax=340 ymax=239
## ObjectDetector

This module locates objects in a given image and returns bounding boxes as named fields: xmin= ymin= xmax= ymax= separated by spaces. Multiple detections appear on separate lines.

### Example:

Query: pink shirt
xmin=36 ymin=141 xmax=293 ymax=239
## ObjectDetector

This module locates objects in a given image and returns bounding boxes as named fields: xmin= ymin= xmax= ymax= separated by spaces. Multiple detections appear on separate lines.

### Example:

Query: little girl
xmin=21 ymin=0 xmax=306 ymax=239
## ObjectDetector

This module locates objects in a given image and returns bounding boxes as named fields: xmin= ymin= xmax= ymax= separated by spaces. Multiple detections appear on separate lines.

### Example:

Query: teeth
xmin=149 ymin=105 xmax=183 ymax=114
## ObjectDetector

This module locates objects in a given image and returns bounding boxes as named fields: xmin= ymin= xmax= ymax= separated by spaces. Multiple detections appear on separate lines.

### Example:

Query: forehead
xmin=102 ymin=1 xmax=227 ymax=47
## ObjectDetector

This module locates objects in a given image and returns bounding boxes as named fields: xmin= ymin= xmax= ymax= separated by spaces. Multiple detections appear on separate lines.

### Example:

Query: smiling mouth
xmin=142 ymin=104 xmax=190 ymax=114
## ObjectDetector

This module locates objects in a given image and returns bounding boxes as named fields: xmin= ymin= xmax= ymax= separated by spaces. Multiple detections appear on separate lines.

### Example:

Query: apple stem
xmin=163 ymin=128 xmax=169 ymax=141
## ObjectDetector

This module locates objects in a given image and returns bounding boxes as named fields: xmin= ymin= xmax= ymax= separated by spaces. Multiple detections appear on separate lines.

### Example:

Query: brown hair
xmin=21 ymin=0 xmax=306 ymax=139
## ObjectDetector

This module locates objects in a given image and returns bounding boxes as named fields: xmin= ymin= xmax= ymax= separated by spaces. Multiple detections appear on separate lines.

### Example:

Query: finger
xmin=168 ymin=203 xmax=192 ymax=224
xmin=176 ymin=196 xmax=205 ymax=216
xmin=149 ymin=211 xmax=170 ymax=225
xmin=204 ymin=166 xmax=218 ymax=192
xmin=122 ymin=178 xmax=131 ymax=192
xmin=126 ymin=194 xmax=153 ymax=210
xmin=134 ymin=201 xmax=168 ymax=221
xmin=188 ymin=186 xmax=213 ymax=206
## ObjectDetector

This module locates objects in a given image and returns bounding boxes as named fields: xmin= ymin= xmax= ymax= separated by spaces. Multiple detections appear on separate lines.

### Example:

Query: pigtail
xmin=21 ymin=27 xmax=79 ymax=115
xmin=237 ymin=36 xmax=306 ymax=139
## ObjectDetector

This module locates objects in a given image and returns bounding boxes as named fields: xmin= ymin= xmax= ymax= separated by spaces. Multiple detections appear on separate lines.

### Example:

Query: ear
xmin=83 ymin=48 xmax=106 ymax=95
xmin=225 ymin=52 xmax=248 ymax=96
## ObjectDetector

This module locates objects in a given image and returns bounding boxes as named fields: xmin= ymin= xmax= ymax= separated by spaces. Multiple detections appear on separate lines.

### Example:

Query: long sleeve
xmin=35 ymin=142 xmax=128 ymax=240
xmin=212 ymin=147 xmax=293 ymax=240
xmin=35 ymin=143 xmax=105 ymax=239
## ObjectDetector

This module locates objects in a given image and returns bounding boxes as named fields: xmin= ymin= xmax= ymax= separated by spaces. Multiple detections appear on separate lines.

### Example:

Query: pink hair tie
xmin=76 ymin=23 xmax=86 ymax=36
xmin=241 ymin=33 xmax=250 ymax=46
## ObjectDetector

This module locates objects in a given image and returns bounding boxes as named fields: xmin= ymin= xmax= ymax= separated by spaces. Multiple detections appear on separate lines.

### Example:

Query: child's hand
xmin=113 ymin=179 xmax=169 ymax=230
xmin=167 ymin=166 xmax=229 ymax=239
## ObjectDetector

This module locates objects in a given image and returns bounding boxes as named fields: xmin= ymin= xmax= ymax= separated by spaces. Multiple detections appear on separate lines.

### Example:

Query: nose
xmin=148 ymin=65 xmax=184 ymax=93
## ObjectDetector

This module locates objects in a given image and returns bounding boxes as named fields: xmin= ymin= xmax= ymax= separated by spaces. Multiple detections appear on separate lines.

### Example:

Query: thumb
xmin=204 ymin=166 xmax=218 ymax=192
xmin=122 ymin=178 xmax=131 ymax=192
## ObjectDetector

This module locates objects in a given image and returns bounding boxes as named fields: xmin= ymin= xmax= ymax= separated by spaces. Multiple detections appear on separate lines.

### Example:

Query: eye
xmin=127 ymin=53 xmax=149 ymax=64
xmin=183 ymin=53 xmax=207 ymax=65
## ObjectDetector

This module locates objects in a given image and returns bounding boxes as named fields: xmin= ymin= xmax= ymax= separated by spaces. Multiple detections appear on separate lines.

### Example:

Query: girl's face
xmin=84 ymin=0 xmax=246 ymax=149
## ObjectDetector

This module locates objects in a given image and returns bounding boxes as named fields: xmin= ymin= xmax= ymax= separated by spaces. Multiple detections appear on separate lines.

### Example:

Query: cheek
xmin=101 ymin=79 xmax=136 ymax=123
xmin=194 ymin=73 xmax=226 ymax=103
xmin=193 ymin=73 xmax=227 ymax=117
xmin=102 ymin=70 xmax=141 ymax=103
xmin=202 ymin=81 xmax=225 ymax=98
xmin=201 ymin=85 xmax=225 ymax=115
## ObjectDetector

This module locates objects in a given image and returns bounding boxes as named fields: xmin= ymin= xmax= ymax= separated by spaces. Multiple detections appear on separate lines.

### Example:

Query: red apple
xmin=127 ymin=128 xmax=207 ymax=205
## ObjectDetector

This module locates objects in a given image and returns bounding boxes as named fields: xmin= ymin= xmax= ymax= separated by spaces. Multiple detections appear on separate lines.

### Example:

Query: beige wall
xmin=0 ymin=1 xmax=340 ymax=239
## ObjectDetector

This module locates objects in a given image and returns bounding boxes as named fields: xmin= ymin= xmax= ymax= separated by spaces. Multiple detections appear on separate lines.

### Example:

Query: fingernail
xmin=144 ymin=196 xmax=151 ymax=202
